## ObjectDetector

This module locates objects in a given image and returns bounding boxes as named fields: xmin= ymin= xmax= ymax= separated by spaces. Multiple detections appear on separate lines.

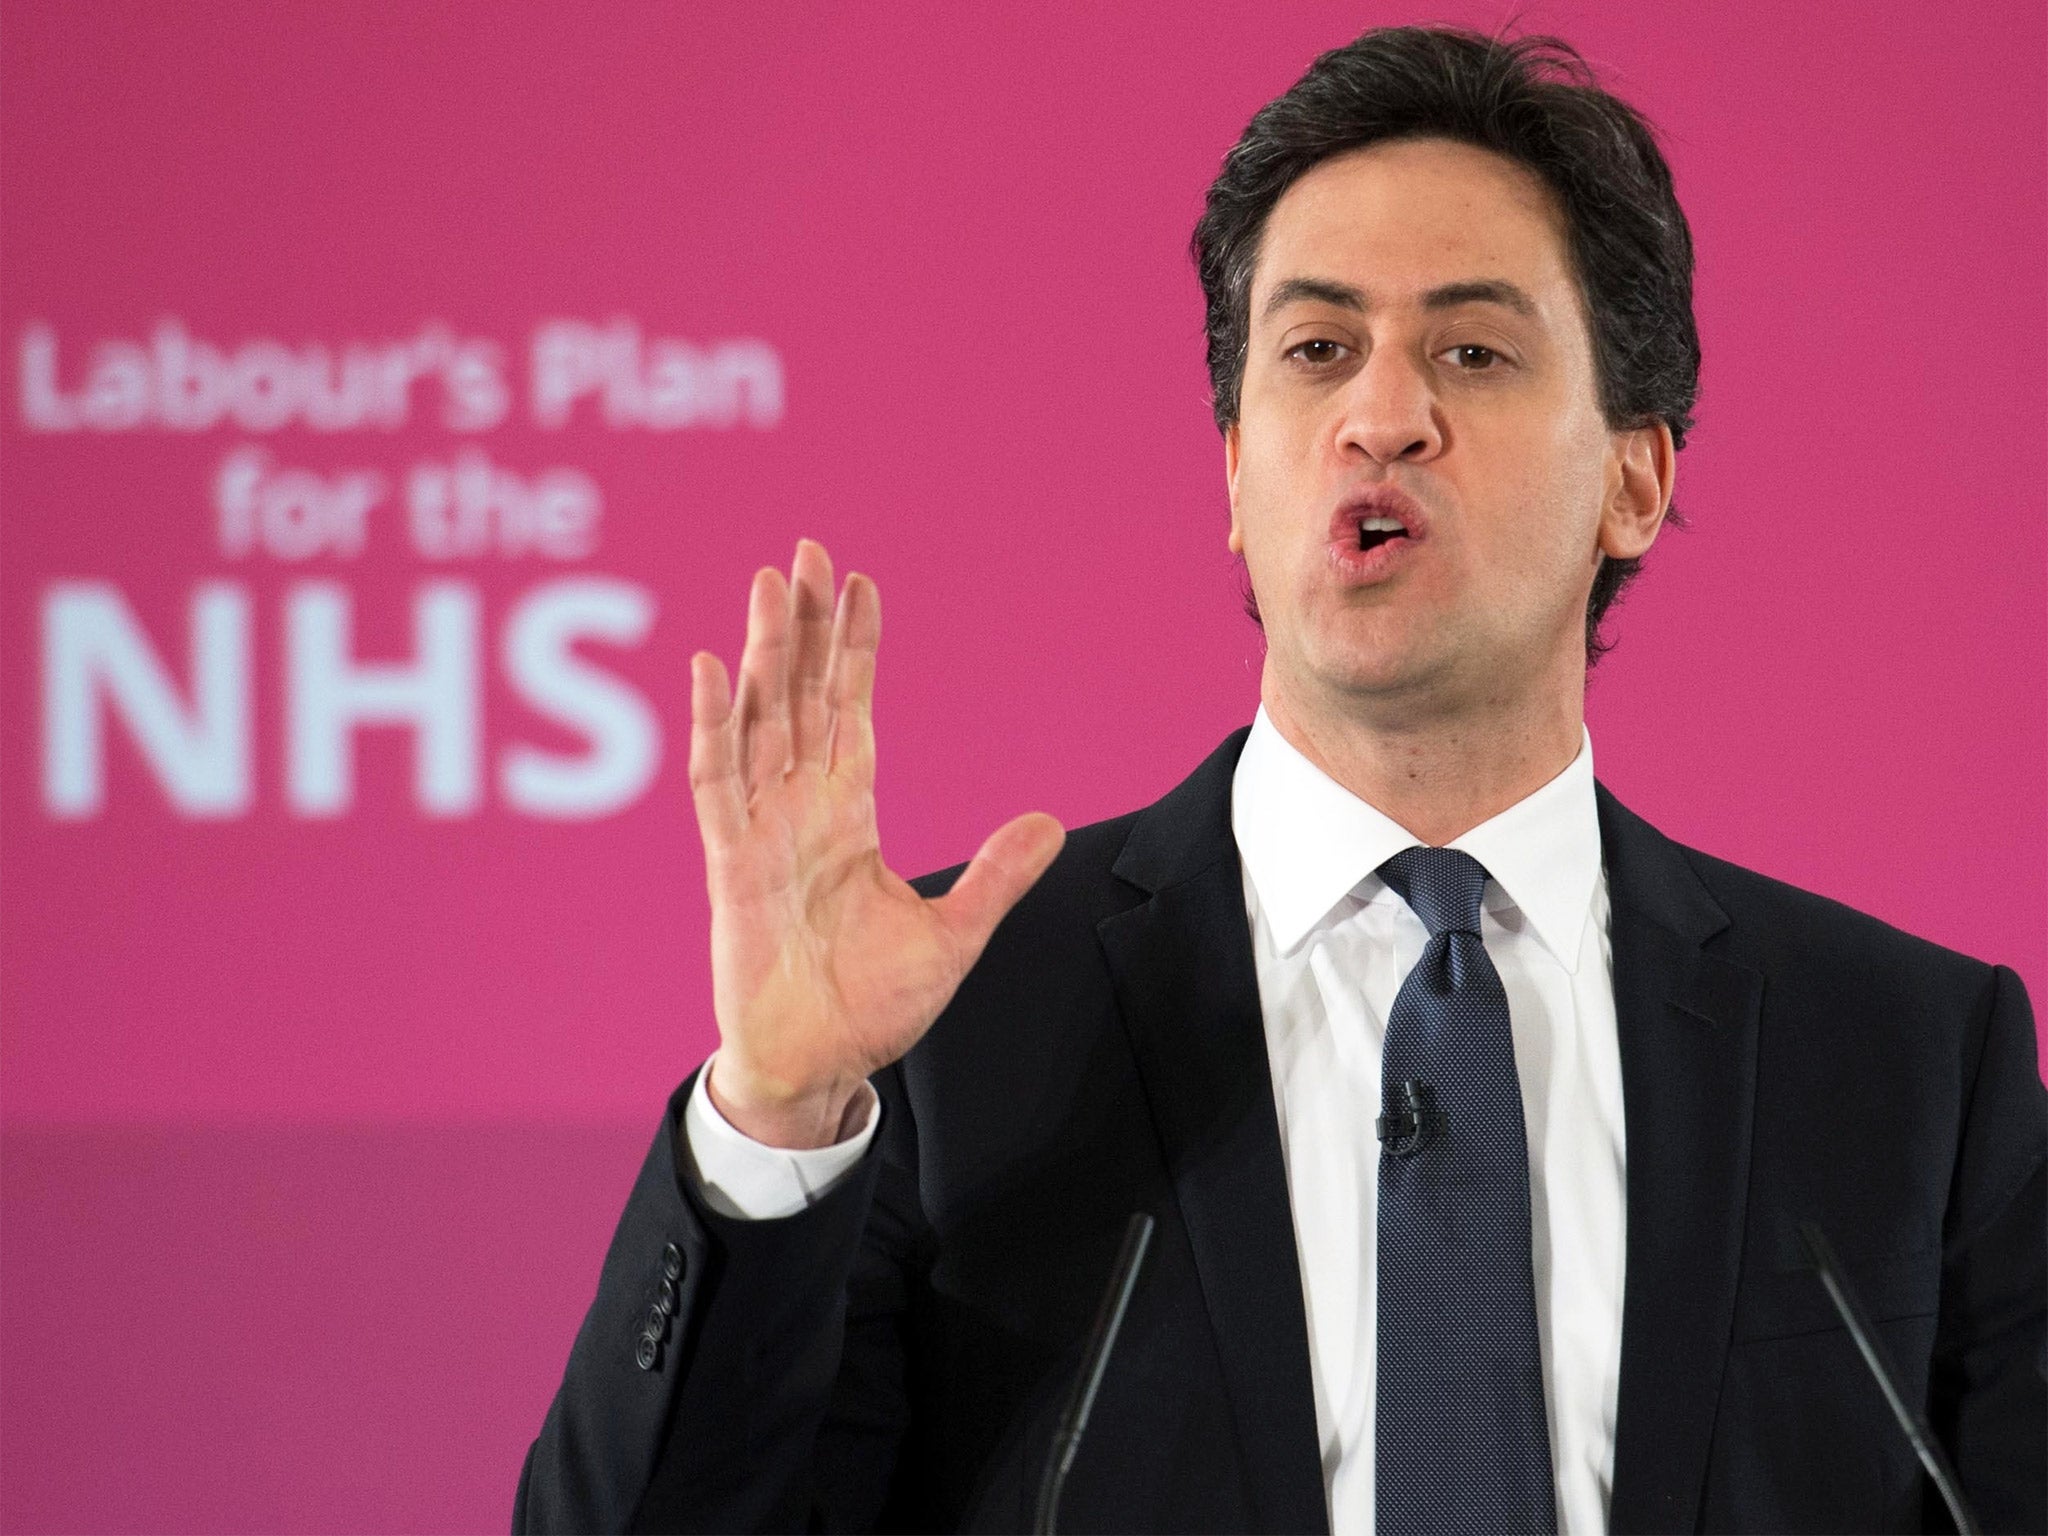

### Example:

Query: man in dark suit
xmin=517 ymin=26 xmax=2046 ymax=1534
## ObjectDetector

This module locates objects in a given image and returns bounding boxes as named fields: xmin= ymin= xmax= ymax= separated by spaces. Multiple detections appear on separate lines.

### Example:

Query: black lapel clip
xmin=1376 ymin=1079 xmax=1447 ymax=1155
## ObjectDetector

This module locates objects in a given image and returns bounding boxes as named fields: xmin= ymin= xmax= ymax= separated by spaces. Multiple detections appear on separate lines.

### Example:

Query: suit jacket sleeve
xmin=1929 ymin=963 xmax=2047 ymax=1534
xmin=514 ymin=1064 xmax=923 ymax=1534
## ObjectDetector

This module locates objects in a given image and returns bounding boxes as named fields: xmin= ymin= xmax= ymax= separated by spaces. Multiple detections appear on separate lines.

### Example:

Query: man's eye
xmin=1445 ymin=344 xmax=1501 ymax=369
xmin=1287 ymin=339 xmax=1347 ymax=365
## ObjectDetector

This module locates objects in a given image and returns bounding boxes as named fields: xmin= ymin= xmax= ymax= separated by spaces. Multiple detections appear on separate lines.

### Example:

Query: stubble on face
xmin=1225 ymin=136 xmax=1624 ymax=741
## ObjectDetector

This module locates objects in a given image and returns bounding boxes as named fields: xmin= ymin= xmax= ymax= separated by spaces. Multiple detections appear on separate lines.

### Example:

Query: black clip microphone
xmin=1376 ymin=1079 xmax=1446 ymax=1155
xmin=1798 ymin=1220 xmax=1981 ymax=1535
xmin=1032 ymin=1211 xmax=1155 ymax=1536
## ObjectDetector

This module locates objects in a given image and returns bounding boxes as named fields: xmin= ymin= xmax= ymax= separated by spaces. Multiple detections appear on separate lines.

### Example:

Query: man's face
xmin=1226 ymin=136 xmax=1669 ymax=725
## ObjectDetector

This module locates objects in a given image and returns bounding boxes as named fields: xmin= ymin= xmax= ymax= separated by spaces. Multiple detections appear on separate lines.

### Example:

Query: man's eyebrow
xmin=1260 ymin=277 xmax=1367 ymax=321
xmin=1258 ymin=276 xmax=1540 ymax=322
xmin=1421 ymin=279 xmax=1538 ymax=318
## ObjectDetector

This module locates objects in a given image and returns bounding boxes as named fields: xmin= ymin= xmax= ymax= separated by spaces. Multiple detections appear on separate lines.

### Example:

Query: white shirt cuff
xmin=681 ymin=1054 xmax=880 ymax=1220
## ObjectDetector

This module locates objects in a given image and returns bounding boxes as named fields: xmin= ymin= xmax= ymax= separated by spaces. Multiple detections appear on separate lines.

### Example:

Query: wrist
xmin=704 ymin=1054 xmax=869 ymax=1150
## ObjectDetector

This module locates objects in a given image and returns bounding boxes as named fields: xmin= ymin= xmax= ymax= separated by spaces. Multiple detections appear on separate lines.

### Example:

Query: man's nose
xmin=1334 ymin=349 xmax=1444 ymax=463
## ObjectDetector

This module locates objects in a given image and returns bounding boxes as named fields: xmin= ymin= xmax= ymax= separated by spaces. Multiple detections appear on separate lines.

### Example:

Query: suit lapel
xmin=1597 ymin=784 xmax=1764 ymax=1535
xmin=1096 ymin=728 xmax=1329 ymax=1535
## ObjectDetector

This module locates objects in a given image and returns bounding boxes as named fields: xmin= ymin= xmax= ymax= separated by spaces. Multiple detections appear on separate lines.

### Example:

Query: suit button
xmin=656 ymin=1278 xmax=676 ymax=1315
xmin=645 ymin=1303 xmax=669 ymax=1339
xmin=635 ymin=1334 xmax=660 ymax=1371
xmin=662 ymin=1243 xmax=684 ymax=1282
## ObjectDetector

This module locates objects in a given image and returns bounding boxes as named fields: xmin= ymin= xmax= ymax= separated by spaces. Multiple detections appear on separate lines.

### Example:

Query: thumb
xmin=931 ymin=812 xmax=1066 ymax=965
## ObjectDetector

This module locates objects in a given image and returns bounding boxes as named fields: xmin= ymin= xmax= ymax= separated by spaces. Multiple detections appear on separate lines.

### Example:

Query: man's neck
xmin=1260 ymin=676 xmax=1585 ymax=848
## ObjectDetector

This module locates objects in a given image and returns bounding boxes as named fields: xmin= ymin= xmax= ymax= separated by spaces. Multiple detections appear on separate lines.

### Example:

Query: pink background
xmin=2 ymin=0 xmax=2041 ymax=1529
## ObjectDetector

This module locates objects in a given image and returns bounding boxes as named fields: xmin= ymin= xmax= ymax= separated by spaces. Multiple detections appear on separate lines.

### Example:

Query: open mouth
xmin=1358 ymin=515 xmax=1411 ymax=552
xmin=1328 ymin=489 xmax=1427 ymax=573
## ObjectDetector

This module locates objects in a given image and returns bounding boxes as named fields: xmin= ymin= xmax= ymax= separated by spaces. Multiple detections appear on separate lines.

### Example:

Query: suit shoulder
xmin=909 ymin=805 xmax=1147 ymax=918
xmin=902 ymin=805 xmax=1152 ymax=1082
xmin=1669 ymin=836 xmax=2002 ymax=998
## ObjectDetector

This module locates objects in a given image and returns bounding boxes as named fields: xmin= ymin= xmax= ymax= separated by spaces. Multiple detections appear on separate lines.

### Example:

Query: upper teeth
xmin=1361 ymin=516 xmax=1404 ymax=532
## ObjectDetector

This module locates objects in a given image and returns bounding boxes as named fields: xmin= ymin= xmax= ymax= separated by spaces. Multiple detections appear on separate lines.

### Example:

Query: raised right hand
xmin=688 ymin=539 xmax=1066 ymax=1149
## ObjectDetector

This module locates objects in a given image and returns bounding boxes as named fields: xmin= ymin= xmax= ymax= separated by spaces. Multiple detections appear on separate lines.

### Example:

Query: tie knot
xmin=1377 ymin=846 xmax=1490 ymax=938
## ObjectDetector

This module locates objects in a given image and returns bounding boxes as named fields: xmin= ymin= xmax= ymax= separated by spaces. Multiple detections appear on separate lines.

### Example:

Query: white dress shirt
xmin=683 ymin=707 xmax=1627 ymax=1534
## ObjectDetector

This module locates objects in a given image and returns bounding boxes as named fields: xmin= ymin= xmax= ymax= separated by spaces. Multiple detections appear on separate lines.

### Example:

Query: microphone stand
xmin=1032 ymin=1211 xmax=1155 ymax=1536
xmin=1799 ymin=1221 xmax=1980 ymax=1535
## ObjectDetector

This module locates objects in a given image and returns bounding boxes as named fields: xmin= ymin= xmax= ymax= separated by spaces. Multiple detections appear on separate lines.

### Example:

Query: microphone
xmin=1032 ymin=1211 xmax=1156 ymax=1536
xmin=1376 ymin=1079 xmax=1446 ymax=1154
xmin=1798 ymin=1220 xmax=1981 ymax=1535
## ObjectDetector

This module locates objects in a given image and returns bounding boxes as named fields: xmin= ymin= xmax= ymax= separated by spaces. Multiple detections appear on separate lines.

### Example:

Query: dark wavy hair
xmin=1192 ymin=25 xmax=1699 ymax=664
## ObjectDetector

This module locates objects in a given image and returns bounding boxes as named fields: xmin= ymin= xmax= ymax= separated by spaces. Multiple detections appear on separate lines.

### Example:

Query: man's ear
xmin=1225 ymin=422 xmax=1244 ymax=555
xmin=1599 ymin=420 xmax=1674 ymax=561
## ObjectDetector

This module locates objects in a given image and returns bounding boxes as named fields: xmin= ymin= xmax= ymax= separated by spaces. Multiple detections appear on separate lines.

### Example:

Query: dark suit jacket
xmin=516 ymin=729 xmax=2047 ymax=1534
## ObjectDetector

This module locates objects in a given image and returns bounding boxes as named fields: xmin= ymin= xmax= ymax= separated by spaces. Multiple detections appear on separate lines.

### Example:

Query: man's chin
xmin=1311 ymin=625 xmax=1449 ymax=694
xmin=1297 ymin=647 xmax=1459 ymax=718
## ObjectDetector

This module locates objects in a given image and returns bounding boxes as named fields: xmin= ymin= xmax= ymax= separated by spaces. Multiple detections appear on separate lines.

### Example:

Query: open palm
xmin=689 ymin=540 xmax=1065 ymax=1148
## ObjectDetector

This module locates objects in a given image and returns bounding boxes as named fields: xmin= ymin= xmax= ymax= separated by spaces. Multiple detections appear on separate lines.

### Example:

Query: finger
xmin=930 ymin=812 xmax=1066 ymax=965
xmin=687 ymin=650 xmax=747 ymax=844
xmin=824 ymin=572 xmax=881 ymax=787
xmin=788 ymin=539 xmax=836 ymax=769
xmin=736 ymin=566 xmax=793 ymax=797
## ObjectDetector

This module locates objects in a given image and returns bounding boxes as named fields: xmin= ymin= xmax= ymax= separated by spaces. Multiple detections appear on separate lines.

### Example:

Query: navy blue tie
xmin=1375 ymin=846 xmax=1556 ymax=1535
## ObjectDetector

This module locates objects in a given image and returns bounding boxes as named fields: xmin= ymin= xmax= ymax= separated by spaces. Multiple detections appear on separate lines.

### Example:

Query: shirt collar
xmin=1230 ymin=705 xmax=1602 ymax=971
